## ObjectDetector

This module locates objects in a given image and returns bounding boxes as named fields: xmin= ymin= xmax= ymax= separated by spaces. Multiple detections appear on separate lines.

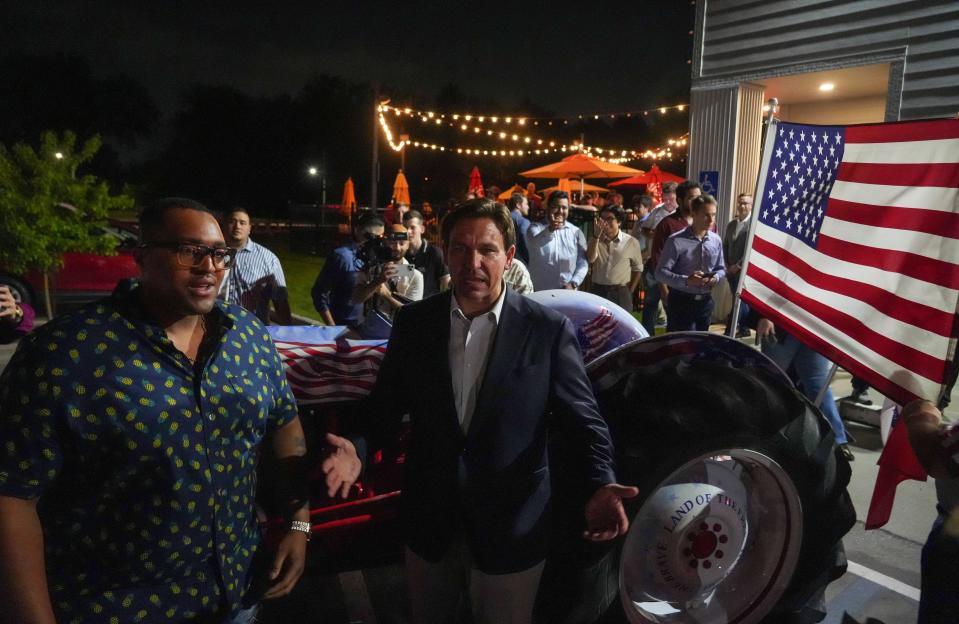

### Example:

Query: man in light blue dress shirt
xmin=655 ymin=194 xmax=726 ymax=332
xmin=526 ymin=191 xmax=588 ymax=291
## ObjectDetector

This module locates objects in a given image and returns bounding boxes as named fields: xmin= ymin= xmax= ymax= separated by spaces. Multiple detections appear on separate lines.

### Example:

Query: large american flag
xmin=740 ymin=118 xmax=959 ymax=406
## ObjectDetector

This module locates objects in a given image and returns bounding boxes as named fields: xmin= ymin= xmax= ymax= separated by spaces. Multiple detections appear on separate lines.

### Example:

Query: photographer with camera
xmin=312 ymin=212 xmax=385 ymax=327
xmin=351 ymin=223 xmax=423 ymax=322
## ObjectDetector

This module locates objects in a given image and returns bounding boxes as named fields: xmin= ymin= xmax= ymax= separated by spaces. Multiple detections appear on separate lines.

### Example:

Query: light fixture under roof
xmin=819 ymin=82 xmax=835 ymax=92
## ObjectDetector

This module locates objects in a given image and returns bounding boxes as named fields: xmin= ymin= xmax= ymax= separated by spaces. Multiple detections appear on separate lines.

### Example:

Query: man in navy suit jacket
xmin=361 ymin=198 xmax=638 ymax=624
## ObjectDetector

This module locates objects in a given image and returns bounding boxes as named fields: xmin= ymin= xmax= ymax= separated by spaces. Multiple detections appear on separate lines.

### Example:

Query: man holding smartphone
xmin=655 ymin=194 xmax=726 ymax=332
xmin=352 ymin=223 xmax=424 ymax=321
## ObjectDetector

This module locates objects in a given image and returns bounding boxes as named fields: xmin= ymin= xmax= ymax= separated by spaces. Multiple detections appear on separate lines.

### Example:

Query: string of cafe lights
xmin=378 ymin=101 xmax=688 ymax=125
xmin=378 ymin=108 xmax=688 ymax=161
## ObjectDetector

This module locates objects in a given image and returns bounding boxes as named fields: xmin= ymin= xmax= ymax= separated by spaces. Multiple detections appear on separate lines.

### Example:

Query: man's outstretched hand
xmin=583 ymin=483 xmax=640 ymax=541
xmin=321 ymin=433 xmax=361 ymax=498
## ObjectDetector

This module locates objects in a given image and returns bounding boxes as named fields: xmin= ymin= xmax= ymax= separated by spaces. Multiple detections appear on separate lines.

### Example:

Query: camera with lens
xmin=356 ymin=234 xmax=394 ymax=273
xmin=356 ymin=229 xmax=409 ymax=279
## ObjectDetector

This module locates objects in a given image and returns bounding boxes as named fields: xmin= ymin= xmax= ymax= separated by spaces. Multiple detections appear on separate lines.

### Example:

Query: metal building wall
xmin=688 ymin=86 xmax=740 ymax=229
xmin=693 ymin=0 xmax=959 ymax=120
xmin=734 ymin=83 xmax=765 ymax=211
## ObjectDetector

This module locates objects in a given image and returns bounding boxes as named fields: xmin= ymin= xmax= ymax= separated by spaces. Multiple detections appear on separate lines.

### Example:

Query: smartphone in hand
xmin=392 ymin=264 xmax=416 ymax=280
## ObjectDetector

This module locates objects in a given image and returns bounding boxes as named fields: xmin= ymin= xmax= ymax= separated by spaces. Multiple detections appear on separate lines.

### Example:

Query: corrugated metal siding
xmin=695 ymin=0 xmax=959 ymax=120
xmin=734 ymin=83 xmax=765 ymax=217
xmin=688 ymin=86 xmax=740 ymax=228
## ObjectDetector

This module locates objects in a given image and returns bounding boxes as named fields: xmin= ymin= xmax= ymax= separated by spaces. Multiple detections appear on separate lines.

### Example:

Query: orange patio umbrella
xmin=520 ymin=153 xmax=643 ymax=196
xmin=608 ymin=164 xmax=684 ymax=204
xmin=520 ymin=153 xmax=644 ymax=180
xmin=468 ymin=166 xmax=485 ymax=197
xmin=392 ymin=169 xmax=411 ymax=205
xmin=497 ymin=183 xmax=526 ymax=201
xmin=341 ymin=177 xmax=356 ymax=211
xmin=540 ymin=179 xmax=608 ymax=196
xmin=608 ymin=164 xmax=684 ymax=187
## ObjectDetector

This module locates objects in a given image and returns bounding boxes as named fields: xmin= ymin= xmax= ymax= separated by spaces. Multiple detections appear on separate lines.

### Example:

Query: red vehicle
xmin=266 ymin=291 xmax=855 ymax=624
xmin=0 ymin=221 xmax=139 ymax=310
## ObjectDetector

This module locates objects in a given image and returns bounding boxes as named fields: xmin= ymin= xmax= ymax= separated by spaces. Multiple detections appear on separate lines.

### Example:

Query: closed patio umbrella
xmin=393 ymin=170 xmax=411 ymax=205
xmin=468 ymin=166 xmax=485 ymax=197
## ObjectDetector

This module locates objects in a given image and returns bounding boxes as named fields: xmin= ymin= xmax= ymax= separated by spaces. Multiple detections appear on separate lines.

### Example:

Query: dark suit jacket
xmin=363 ymin=288 xmax=616 ymax=574
xmin=722 ymin=217 xmax=750 ymax=267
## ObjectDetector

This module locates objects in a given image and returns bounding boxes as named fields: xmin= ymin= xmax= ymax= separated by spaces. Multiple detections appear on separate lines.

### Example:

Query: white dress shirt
xmin=218 ymin=238 xmax=288 ymax=323
xmin=448 ymin=283 xmax=507 ymax=432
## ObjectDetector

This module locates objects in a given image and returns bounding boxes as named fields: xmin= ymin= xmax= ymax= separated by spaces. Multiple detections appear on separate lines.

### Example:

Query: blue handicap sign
xmin=699 ymin=170 xmax=719 ymax=196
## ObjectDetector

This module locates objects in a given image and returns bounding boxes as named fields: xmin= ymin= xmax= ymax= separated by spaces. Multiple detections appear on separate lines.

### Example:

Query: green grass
xmin=267 ymin=238 xmax=327 ymax=322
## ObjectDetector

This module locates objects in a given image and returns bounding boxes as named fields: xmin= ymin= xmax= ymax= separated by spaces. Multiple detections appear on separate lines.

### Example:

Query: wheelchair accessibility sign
xmin=699 ymin=171 xmax=719 ymax=196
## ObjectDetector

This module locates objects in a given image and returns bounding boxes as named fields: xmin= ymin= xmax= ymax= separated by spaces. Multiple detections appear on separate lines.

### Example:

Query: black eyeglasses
xmin=140 ymin=241 xmax=237 ymax=270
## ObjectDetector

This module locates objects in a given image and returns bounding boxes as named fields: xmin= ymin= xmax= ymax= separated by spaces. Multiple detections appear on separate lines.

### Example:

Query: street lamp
xmin=307 ymin=165 xmax=326 ymax=205
xmin=54 ymin=152 xmax=64 ymax=160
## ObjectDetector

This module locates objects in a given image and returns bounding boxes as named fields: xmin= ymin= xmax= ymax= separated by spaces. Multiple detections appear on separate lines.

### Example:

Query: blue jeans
xmin=762 ymin=334 xmax=848 ymax=444
xmin=225 ymin=604 xmax=259 ymax=624
xmin=642 ymin=270 xmax=662 ymax=335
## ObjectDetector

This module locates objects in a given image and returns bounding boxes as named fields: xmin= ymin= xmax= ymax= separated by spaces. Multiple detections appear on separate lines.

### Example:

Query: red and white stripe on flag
xmin=273 ymin=338 xmax=387 ymax=405
xmin=741 ymin=118 xmax=959 ymax=406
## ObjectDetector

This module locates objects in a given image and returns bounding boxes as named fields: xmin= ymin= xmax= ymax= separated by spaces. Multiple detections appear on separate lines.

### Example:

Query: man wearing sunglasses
xmin=0 ymin=197 xmax=360 ymax=624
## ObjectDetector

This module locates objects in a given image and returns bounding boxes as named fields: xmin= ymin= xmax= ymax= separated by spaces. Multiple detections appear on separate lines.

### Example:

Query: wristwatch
xmin=289 ymin=520 xmax=311 ymax=541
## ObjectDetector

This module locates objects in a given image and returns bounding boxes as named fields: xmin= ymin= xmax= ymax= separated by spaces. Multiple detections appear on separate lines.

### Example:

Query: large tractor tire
xmin=536 ymin=333 xmax=855 ymax=624
xmin=0 ymin=275 xmax=33 ymax=307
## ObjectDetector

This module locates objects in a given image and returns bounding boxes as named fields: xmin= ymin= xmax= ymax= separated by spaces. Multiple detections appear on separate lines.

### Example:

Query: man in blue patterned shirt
xmin=0 ymin=198 xmax=360 ymax=623
xmin=526 ymin=191 xmax=588 ymax=291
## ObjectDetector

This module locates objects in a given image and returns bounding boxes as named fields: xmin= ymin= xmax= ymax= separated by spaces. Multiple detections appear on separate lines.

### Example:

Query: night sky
xmin=5 ymin=2 xmax=695 ymax=117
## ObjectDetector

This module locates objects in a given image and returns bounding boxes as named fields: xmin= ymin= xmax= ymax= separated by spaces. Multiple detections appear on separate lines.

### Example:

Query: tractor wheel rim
xmin=619 ymin=449 xmax=803 ymax=624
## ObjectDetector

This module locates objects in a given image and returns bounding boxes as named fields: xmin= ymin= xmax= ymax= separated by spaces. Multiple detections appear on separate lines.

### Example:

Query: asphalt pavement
xmin=0 ymin=322 xmax=940 ymax=623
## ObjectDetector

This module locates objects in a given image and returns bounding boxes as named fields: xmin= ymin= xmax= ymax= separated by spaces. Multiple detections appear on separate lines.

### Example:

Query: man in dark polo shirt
xmin=403 ymin=209 xmax=450 ymax=297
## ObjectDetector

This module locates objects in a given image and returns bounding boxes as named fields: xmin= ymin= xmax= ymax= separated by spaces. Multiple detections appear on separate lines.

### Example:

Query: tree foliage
xmin=0 ymin=131 xmax=135 ymax=274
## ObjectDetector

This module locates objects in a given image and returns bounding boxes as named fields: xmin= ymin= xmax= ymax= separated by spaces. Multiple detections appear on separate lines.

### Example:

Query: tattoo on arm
xmin=292 ymin=434 xmax=307 ymax=455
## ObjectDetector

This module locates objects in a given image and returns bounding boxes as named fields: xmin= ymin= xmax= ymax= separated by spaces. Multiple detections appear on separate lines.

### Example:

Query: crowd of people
xmin=0 ymin=184 xmax=954 ymax=623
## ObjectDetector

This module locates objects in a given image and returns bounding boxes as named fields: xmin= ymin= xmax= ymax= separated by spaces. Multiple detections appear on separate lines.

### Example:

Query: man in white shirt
xmin=644 ymin=181 xmax=678 ymax=232
xmin=220 ymin=207 xmax=292 ymax=324
xmin=351 ymin=223 xmax=423 ymax=320
xmin=587 ymin=205 xmax=644 ymax=311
